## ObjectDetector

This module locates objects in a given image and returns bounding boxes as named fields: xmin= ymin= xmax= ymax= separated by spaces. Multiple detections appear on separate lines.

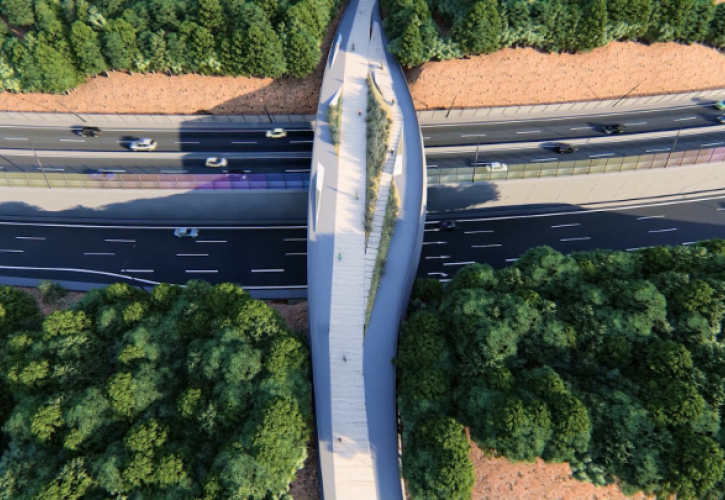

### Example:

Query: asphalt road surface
xmin=426 ymin=130 xmax=725 ymax=169
xmin=0 ymin=125 xmax=314 ymax=153
xmin=0 ymin=154 xmax=312 ymax=175
xmin=0 ymin=222 xmax=308 ymax=289
xmin=419 ymin=196 xmax=725 ymax=278
xmin=422 ymin=103 xmax=725 ymax=147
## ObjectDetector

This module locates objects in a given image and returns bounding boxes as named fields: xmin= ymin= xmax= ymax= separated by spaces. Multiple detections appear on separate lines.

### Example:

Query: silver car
xmin=174 ymin=228 xmax=199 ymax=238
xmin=129 ymin=138 xmax=157 ymax=151
xmin=265 ymin=128 xmax=287 ymax=139
xmin=205 ymin=157 xmax=228 ymax=168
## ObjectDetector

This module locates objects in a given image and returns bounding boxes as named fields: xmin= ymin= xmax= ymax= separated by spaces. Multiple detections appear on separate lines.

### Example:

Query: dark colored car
xmin=557 ymin=143 xmax=578 ymax=154
xmin=439 ymin=220 xmax=456 ymax=231
xmin=79 ymin=126 xmax=102 ymax=138
xmin=602 ymin=124 xmax=627 ymax=134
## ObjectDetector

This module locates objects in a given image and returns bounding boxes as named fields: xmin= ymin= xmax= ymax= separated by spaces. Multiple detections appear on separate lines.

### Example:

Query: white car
xmin=265 ymin=128 xmax=287 ymax=139
xmin=472 ymin=162 xmax=508 ymax=172
xmin=174 ymin=228 xmax=199 ymax=238
xmin=205 ymin=157 xmax=228 ymax=168
xmin=129 ymin=138 xmax=157 ymax=151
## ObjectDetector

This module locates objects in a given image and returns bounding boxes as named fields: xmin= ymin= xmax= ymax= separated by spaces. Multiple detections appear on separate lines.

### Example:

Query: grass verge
xmin=365 ymin=181 xmax=399 ymax=329
xmin=365 ymin=73 xmax=392 ymax=241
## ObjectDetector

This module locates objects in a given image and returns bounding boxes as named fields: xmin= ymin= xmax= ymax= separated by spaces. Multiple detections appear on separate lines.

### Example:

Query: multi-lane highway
xmin=0 ymin=124 xmax=314 ymax=174
xmin=426 ymin=130 xmax=725 ymax=169
xmin=421 ymin=103 xmax=725 ymax=147
xmin=0 ymin=222 xmax=307 ymax=290
xmin=419 ymin=196 xmax=725 ymax=278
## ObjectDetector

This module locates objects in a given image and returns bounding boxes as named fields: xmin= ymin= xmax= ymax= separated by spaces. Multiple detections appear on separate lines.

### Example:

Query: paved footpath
xmin=0 ymin=111 xmax=314 ymax=128
xmin=325 ymin=0 xmax=379 ymax=496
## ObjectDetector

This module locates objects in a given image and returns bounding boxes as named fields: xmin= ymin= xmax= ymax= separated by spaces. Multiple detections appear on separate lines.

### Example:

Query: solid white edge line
xmin=176 ymin=254 xmax=209 ymax=257
xmin=185 ymin=270 xmax=218 ymax=273
xmin=590 ymin=153 xmax=615 ymax=158
xmin=505 ymin=258 xmax=519 ymax=262
xmin=0 ymin=265 xmax=161 ymax=285
xmin=673 ymin=117 xmax=697 ymax=121
xmin=646 ymin=148 xmax=671 ymax=153
xmin=551 ymin=223 xmax=581 ymax=228
xmin=284 ymin=238 xmax=308 ymax=241
xmin=105 ymin=239 xmax=136 ymax=243
xmin=560 ymin=237 xmax=591 ymax=242
xmin=464 ymin=230 xmax=494 ymax=234
xmin=15 ymin=236 xmax=46 ymax=240
xmin=83 ymin=253 xmax=115 ymax=256
xmin=702 ymin=142 xmax=725 ymax=147
xmin=443 ymin=261 xmax=476 ymax=266
xmin=0 ymin=265 xmax=307 ymax=290
xmin=286 ymin=253 xmax=307 ymax=256
xmin=0 ymin=249 xmax=23 ymax=253
xmin=251 ymin=269 xmax=285 ymax=273
xmin=637 ymin=215 xmax=665 ymax=220
xmin=196 ymin=240 xmax=227 ymax=243
xmin=649 ymin=228 xmax=677 ymax=233
xmin=471 ymin=244 xmax=502 ymax=248
xmin=122 ymin=269 xmax=154 ymax=273
xmin=623 ymin=121 xmax=647 ymax=125
xmin=424 ymin=255 xmax=451 ymax=259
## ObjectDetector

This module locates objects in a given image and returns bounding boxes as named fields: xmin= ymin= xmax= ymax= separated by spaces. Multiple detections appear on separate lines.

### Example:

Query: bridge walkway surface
xmin=307 ymin=0 xmax=426 ymax=496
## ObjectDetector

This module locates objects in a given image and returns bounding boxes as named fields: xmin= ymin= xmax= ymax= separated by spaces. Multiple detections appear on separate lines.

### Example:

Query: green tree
xmin=102 ymin=18 xmax=138 ymax=70
xmin=402 ymin=417 xmax=474 ymax=500
xmin=241 ymin=24 xmax=286 ymax=77
xmin=69 ymin=21 xmax=107 ymax=75
xmin=0 ymin=0 xmax=34 ymax=26
xmin=451 ymin=0 xmax=503 ymax=55
xmin=389 ymin=14 xmax=427 ymax=68
xmin=196 ymin=0 xmax=224 ymax=31
xmin=285 ymin=28 xmax=320 ymax=78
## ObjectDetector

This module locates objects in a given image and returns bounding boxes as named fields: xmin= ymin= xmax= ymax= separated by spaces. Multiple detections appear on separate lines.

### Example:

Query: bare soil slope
xmin=469 ymin=439 xmax=652 ymax=500
xmin=408 ymin=41 xmax=725 ymax=110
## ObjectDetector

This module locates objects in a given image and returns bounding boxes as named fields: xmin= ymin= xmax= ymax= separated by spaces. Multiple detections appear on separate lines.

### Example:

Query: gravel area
xmin=408 ymin=41 xmax=725 ymax=110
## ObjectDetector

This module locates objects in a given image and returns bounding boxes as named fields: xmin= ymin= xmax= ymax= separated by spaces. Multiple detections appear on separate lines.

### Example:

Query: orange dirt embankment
xmin=408 ymin=41 xmax=725 ymax=110
xmin=469 ymin=438 xmax=653 ymax=500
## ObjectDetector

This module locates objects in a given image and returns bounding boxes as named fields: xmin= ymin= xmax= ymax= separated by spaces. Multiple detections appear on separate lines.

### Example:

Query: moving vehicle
xmin=266 ymin=128 xmax=287 ymax=139
xmin=129 ymin=138 xmax=157 ymax=151
xmin=205 ymin=157 xmax=228 ymax=168
xmin=602 ymin=124 xmax=627 ymax=134
xmin=717 ymin=115 xmax=725 ymax=124
xmin=174 ymin=228 xmax=199 ymax=238
xmin=472 ymin=161 xmax=508 ymax=172
xmin=715 ymin=101 xmax=725 ymax=111
xmin=439 ymin=220 xmax=456 ymax=231
xmin=557 ymin=143 xmax=578 ymax=154
xmin=78 ymin=126 xmax=101 ymax=138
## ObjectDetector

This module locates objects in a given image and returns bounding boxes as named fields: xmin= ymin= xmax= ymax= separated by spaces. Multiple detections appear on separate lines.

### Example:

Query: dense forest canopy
xmin=0 ymin=281 xmax=312 ymax=500
xmin=382 ymin=0 xmax=725 ymax=67
xmin=398 ymin=241 xmax=725 ymax=500
xmin=0 ymin=0 xmax=339 ymax=93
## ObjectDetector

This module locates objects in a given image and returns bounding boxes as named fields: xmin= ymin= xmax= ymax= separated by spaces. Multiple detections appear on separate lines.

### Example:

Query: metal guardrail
xmin=427 ymin=147 xmax=725 ymax=185
xmin=0 ymin=171 xmax=310 ymax=190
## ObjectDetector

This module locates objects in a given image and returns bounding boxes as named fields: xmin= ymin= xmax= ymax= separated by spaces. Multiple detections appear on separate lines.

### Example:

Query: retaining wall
xmin=427 ymin=160 xmax=725 ymax=215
